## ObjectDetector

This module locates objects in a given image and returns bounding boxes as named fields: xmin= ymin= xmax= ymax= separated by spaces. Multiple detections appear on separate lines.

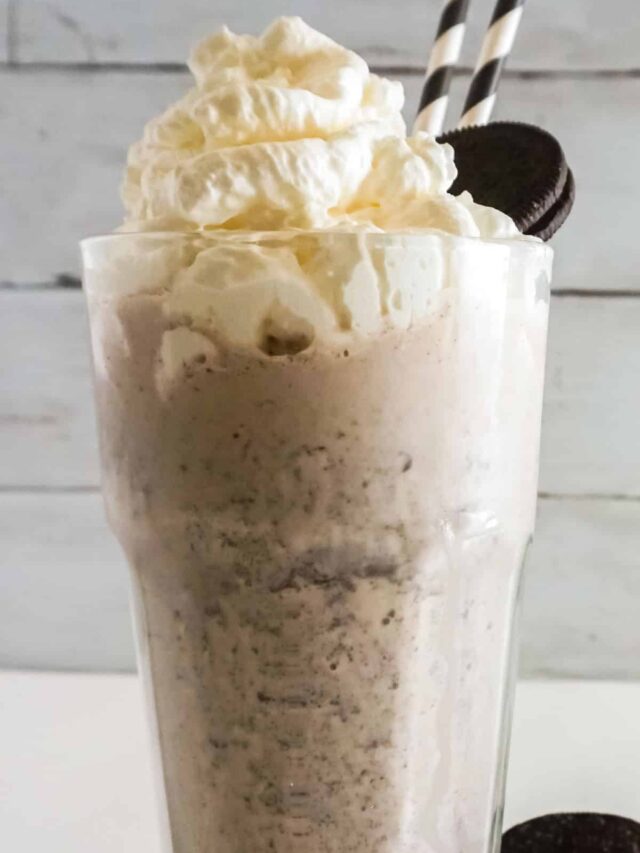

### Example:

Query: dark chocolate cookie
xmin=525 ymin=167 xmax=575 ymax=241
xmin=437 ymin=121 xmax=575 ymax=241
xmin=503 ymin=813 xmax=640 ymax=853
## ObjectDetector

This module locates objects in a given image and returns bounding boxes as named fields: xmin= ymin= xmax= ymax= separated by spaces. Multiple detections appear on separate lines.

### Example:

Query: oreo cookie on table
xmin=437 ymin=121 xmax=575 ymax=242
xmin=503 ymin=813 xmax=640 ymax=853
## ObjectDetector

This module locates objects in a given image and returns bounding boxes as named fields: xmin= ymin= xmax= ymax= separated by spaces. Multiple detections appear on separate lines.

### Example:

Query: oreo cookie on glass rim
xmin=437 ymin=121 xmax=575 ymax=242
xmin=503 ymin=813 xmax=640 ymax=853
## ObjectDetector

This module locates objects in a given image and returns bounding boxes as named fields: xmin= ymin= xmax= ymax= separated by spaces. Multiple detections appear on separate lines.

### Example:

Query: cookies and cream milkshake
xmin=83 ymin=17 xmax=552 ymax=853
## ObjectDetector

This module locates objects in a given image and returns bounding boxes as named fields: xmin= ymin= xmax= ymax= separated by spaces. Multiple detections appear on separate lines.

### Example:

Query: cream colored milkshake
xmin=83 ymin=18 xmax=552 ymax=853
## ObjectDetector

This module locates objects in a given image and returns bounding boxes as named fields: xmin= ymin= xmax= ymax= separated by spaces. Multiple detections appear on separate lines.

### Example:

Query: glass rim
xmin=81 ymin=228 xmax=553 ymax=258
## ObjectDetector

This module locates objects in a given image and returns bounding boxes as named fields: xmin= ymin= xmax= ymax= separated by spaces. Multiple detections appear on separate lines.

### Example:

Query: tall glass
xmin=82 ymin=231 xmax=552 ymax=853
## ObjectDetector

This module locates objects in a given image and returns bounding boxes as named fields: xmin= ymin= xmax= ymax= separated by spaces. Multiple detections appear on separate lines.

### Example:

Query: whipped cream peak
xmin=108 ymin=17 xmax=550 ymax=357
xmin=121 ymin=16 xmax=520 ymax=240
xmin=189 ymin=17 xmax=369 ymax=99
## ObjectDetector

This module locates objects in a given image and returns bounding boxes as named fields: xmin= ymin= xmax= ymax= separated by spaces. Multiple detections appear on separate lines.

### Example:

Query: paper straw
xmin=459 ymin=0 xmax=526 ymax=128
xmin=413 ymin=0 xmax=471 ymax=135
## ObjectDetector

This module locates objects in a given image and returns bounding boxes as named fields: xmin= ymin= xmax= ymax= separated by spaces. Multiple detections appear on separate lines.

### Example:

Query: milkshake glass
xmin=82 ymin=229 xmax=552 ymax=853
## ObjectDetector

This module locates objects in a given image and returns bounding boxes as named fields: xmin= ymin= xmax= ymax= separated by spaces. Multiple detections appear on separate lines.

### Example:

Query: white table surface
xmin=2 ymin=672 xmax=640 ymax=852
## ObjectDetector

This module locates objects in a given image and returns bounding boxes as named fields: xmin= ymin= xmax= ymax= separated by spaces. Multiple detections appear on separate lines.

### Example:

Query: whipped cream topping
xmin=106 ymin=18 xmax=549 ymax=360
xmin=122 ymin=16 xmax=518 ymax=239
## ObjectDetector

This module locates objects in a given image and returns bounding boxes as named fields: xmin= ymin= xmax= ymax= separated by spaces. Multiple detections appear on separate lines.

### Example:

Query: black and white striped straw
xmin=459 ymin=0 xmax=526 ymax=127
xmin=413 ymin=0 xmax=471 ymax=136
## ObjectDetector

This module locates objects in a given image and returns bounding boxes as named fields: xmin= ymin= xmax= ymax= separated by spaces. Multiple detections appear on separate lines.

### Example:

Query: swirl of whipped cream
xmin=122 ymin=16 xmax=517 ymax=238
xmin=106 ymin=18 xmax=550 ymax=364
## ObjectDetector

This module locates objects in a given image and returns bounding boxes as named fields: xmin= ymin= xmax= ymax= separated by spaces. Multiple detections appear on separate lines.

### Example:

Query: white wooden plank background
xmin=520 ymin=497 xmax=640 ymax=680
xmin=540 ymin=296 xmax=640 ymax=498
xmin=0 ymin=2 xmax=8 ymax=62
xmin=0 ymin=290 xmax=99 ymax=488
xmin=2 ymin=492 xmax=637 ymax=676
xmin=0 ymin=493 xmax=133 ymax=672
xmin=2 ymin=69 xmax=639 ymax=293
xmin=11 ymin=0 xmax=640 ymax=70
xmin=3 ymin=290 xmax=639 ymax=497
xmin=2 ymin=0 xmax=639 ymax=677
